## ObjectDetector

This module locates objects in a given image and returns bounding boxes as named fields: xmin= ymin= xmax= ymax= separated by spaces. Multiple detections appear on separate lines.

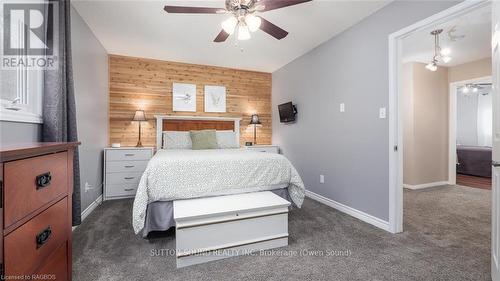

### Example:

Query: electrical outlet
xmin=320 ymin=175 xmax=325 ymax=184
xmin=340 ymin=103 xmax=345 ymax=113
xmin=379 ymin=107 xmax=387 ymax=119
xmin=84 ymin=182 xmax=94 ymax=192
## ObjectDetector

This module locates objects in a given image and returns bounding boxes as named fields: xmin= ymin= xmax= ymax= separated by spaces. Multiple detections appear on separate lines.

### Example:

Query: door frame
xmin=449 ymin=76 xmax=492 ymax=186
xmin=388 ymin=0 xmax=491 ymax=233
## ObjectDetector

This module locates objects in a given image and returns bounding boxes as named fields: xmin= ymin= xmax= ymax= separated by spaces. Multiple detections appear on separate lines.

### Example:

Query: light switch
xmin=340 ymin=103 xmax=345 ymax=113
xmin=320 ymin=175 xmax=325 ymax=184
xmin=379 ymin=107 xmax=387 ymax=119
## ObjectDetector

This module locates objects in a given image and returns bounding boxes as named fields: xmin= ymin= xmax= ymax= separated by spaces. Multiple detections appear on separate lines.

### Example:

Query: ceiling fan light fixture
xmin=221 ymin=16 xmax=238 ymax=34
xmin=246 ymin=14 xmax=261 ymax=32
xmin=238 ymin=23 xmax=251 ymax=40
xmin=164 ymin=0 xmax=313 ymax=43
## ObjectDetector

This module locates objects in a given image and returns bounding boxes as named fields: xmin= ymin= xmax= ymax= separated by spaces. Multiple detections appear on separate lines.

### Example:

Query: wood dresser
xmin=0 ymin=142 xmax=80 ymax=281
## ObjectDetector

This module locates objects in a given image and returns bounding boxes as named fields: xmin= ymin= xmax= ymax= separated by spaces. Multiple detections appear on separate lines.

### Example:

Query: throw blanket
xmin=133 ymin=149 xmax=305 ymax=234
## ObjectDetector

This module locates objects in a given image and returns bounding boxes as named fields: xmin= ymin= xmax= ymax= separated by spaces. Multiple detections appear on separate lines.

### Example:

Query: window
xmin=0 ymin=67 xmax=43 ymax=123
xmin=0 ymin=2 xmax=44 ymax=124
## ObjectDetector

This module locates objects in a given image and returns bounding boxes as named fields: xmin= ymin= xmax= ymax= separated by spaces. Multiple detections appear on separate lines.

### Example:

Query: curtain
xmin=477 ymin=93 xmax=493 ymax=147
xmin=456 ymin=93 xmax=478 ymax=146
xmin=42 ymin=0 xmax=81 ymax=226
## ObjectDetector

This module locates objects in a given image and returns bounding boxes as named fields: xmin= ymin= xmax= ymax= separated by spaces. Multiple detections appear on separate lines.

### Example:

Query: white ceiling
xmin=402 ymin=4 xmax=491 ymax=67
xmin=72 ymin=0 xmax=391 ymax=72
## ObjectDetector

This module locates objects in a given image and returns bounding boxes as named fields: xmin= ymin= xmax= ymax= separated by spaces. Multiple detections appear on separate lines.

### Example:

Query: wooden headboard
xmin=155 ymin=115 xmax=241 ymax=150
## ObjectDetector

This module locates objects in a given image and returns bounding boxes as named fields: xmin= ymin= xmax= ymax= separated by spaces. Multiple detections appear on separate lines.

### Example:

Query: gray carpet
xmin=73 ymin=185 xmax=491 ymax=281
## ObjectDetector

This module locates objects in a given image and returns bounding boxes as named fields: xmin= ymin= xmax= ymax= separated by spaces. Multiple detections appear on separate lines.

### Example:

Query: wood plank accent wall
xmin=109 ymin=55 xmax=272 ymax=147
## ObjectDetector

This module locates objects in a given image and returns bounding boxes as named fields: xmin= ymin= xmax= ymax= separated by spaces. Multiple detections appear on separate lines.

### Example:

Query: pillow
xmin=190 ymin=130 xmax=218 ymax=150
xmin=216 ymin=131 xmax=239 ymax=149
xmin=163 ymin=131 xmax=192 ymax=149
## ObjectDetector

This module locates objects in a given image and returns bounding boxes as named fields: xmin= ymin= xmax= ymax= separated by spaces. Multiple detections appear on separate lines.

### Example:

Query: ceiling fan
xmin=164 ymin=0 xmax=312 ymax=42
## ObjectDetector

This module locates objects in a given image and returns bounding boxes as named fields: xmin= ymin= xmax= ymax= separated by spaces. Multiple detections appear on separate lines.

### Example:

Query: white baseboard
xmin=403 ymin=181 xmax=449 ymax=190
xmin=81 ymin=194 xmax=103 ymax=222
xmin=305 ymin=190 xmax=390 ymax=232
xmin=72 ymin=194 xmax=103 ymax=231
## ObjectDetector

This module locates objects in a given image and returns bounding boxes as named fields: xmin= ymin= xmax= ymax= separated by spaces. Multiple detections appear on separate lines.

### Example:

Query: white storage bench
xmin=173 ymin=191 xmax=291 ymax=268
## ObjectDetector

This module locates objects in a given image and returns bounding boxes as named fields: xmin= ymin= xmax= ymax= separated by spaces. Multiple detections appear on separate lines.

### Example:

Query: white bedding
xmin=132 ymin=149 xmax=305 ymax=234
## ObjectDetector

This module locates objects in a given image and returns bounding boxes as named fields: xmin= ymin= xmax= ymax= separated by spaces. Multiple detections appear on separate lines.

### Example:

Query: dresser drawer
xmin=106 ymin=160 xmax=148 ymax=173
xmin=106 ymin=184 xmax=138 ymax=198
xmin=4 ymin=198 xmax=68 ymax=275
xmin=106 ymin=149 xmax=152 ymax=161
xmin=32 ymin=243 xmax=69 ymax=281
xmin=106 ymin=172 xmax=143 ymax=185
xmin=4 ymin=152 xmax=68 ymax=227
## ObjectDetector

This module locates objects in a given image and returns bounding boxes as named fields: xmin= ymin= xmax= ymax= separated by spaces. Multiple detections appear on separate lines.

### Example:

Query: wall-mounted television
xmin=278 ymin=102 xmax=297 ymax=123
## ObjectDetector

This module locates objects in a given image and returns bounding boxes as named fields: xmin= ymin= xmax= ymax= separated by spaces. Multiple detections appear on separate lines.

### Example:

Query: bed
xmin=132 ymin=116 xmax=305 ymax=237
xmin=457 ymin=145 xmax=492 ymax=178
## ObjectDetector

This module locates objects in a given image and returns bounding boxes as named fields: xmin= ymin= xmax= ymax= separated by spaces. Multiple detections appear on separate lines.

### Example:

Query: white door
xmin=492 ymin=1 xmax=500 ymax=280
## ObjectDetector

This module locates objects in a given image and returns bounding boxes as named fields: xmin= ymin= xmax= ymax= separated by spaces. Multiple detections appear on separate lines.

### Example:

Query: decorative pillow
xmin=190 ymin=130 xmax=218 ymax=150
xmin=163 ymin=131 xmax=192 ymax=149
xmin=216 ymin=131 xmax=239 ymax=149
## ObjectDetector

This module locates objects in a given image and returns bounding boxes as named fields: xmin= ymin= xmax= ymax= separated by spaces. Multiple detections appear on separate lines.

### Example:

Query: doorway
xmin=450 ymin=76 xmax=493 ymax=190
xmin=388 ymin=0 xmax=491 ymax=233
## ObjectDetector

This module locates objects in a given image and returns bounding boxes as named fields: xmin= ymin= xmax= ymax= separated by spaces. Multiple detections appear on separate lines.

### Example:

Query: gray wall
xmin=71 ymin=6 xmax=108 ymax=211
xmin=0 ymin=122 xmax=41 ymax=143
xmin=272 ymin=0 xmax=459 ymax=221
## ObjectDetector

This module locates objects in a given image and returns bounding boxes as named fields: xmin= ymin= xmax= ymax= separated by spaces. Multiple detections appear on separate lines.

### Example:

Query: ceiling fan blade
xmin=256 ymin=0 xmax=312 ymax=12
xmin=258 ymin=17 xmax=288 ymax=40
xmin=164 ymin=6 xmax=225 ymax=14
xmin=214 ymin=30 xmax=230 ymax=43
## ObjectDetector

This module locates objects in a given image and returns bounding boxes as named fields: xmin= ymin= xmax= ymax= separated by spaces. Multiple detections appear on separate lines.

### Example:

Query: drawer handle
xmin=124 ymin=165 xmax=135 ymax=168
xmin=36 ymin=172 xmax=52 ymax=190
xmin=36 ymin=226 xmax=52 ymax=248
xmin=124 ymin=154 xmax=135 ymax=157
xmin=124 ymin=188 xmax=134 ymax=191
xmin=124 ymin=177 xmax=135 ymax=180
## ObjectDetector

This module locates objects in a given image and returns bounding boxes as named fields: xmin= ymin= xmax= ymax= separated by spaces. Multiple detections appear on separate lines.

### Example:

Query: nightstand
xmin=104 ymin=147 xmax=154 ymax=201
xmin=245 ymin=145 xmax=280 ymax=154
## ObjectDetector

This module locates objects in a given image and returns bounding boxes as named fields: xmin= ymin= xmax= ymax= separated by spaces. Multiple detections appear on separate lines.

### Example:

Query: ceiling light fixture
xmin=442 ymin=56 xmax=452 ymax=63
xmin=440 ymin=47 xmax=451 ymax=56
xmin=225 ymin=12 xmax=259 ymax=41
xmin=425 ymin=60 xmax=438 ymax=72
xmin=426 ymin=29 xmax=452 ymax=71
xmin=460 ymin=83 xmax=489 ymax=94
xmin=221 ymin=17 xmax=238 ymax=34
xmin=245 ymin=14 xmax=261 ymax=32
xmin=164 ymin=0 xmax=311 ymax=43
xmin=238 ymin=23 xmax=251 ymax=40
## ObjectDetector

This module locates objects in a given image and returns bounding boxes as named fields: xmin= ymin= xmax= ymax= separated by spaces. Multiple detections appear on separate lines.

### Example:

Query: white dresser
xmin=104 ymin=147 xmax=154 ymax=201
xmin=245 ymin=145 xmax=280 ymax=154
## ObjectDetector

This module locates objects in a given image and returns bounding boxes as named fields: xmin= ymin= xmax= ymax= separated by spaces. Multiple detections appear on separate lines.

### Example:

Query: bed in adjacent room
xmin=457 ymin=145 xmax=492 ymax=178
xmin=132 ymin=116 xmax=305 ymax=237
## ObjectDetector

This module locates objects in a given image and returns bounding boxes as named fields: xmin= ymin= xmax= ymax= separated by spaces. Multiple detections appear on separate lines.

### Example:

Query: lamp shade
xmin=133 ymin=110 xmax=146 ymax=121
xmin=250 ymin=114 xmax=261 ymax=125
